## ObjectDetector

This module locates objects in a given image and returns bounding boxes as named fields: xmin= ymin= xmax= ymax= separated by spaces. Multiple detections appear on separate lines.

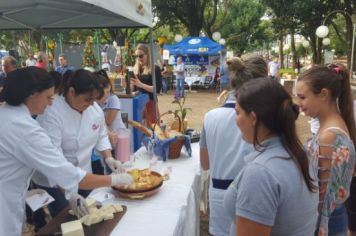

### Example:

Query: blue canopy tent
xmin=163 ymin=36 xmax=223 ymax=55
xmin=163 ymin=37 xmax=224 ymax=90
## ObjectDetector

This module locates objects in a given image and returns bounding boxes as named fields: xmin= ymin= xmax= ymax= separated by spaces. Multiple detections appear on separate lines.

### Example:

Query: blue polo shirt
xmin=224 ymin=137 xmax=318 ymax=236
xmin=55 ymin=65 xmax=75 ymax=75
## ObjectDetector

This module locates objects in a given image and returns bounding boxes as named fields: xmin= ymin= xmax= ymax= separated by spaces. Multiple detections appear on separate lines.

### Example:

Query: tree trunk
xmin=279 ymin=33 xmax=284 ymax=69
xmin=344 ymin=13 xmax=354 ymax=73
xmin=310 ymin=34 xmax=322 ymax=64
xmin=290 ymin=30 xmax=297 ymax=70
xmin=188 ymin=25 xmax=202 ymax=36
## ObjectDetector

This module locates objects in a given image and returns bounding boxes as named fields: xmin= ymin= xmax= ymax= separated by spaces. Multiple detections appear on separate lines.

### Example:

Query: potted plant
xmin=171 ymin=97 xmax=192 ymax=133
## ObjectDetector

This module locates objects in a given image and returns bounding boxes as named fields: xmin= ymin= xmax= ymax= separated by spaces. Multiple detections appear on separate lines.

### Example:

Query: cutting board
xmin=36 ymin=205 xmax=127 ymax=236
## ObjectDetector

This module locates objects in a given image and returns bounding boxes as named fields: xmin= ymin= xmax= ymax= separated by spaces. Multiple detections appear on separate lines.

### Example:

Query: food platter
xmin=112 ymin=169 xmax=164 ymax=199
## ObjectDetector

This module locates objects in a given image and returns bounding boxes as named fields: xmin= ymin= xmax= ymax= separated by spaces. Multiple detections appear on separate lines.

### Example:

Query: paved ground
xmin=158 ymin=88 xmax=312 ymax=236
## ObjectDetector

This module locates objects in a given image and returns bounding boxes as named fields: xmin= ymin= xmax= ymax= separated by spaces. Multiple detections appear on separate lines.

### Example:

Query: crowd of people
xmin=1 ymin=44 xmax=356 ymax=236
xmin=200 ymin=54 xmax=356 ymax=236
xmin=0 ymin=43 xmax=164 ymax=235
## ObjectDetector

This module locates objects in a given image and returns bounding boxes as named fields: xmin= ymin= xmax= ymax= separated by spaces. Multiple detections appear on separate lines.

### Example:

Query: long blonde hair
xmin=133 ymin=43 xmax=151 ymax=75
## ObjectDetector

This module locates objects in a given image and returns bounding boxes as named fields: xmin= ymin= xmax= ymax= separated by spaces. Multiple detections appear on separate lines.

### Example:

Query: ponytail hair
xmin=94 ymin=69 xmax=113 ymax=99
xmin=298 ymin=64 xmax=356 ymax=149
xmin=237 ymin=79 xmax=316 ymax=192
xmin=62 ymin=69 xmax=98 ymax=97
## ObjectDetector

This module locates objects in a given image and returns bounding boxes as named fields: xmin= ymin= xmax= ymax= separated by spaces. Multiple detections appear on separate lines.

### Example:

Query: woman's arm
xmin=200 ymin=147 xmax=209 ymax=170
xmin=105 ymin=109 xmax=119 ymax=127
xmin=316 ymin=130 xmax=354 ymax=235
xmin=236 ymin=217 xmax=271 ymax=236
xmin=199 ymin=126 xmax=209 ymax=170
xmin=79 ymin=173 xmax=112 ymax=189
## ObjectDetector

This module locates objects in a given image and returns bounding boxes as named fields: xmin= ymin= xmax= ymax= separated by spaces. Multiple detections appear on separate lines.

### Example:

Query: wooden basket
xmin=167 ymin=136 xmax=185 ymax=159
xmin=153 ymin=111 xmax=185 ymax=159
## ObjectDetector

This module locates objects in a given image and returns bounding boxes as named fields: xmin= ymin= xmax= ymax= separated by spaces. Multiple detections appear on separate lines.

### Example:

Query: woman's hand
xmin=130 ymin=76 xmax=153 ymax=93
xmin=130 ymin=77 xmax=143 ymax=88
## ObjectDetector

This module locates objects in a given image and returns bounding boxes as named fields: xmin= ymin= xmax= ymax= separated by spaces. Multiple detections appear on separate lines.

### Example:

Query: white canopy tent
xmin=0 ymin=0 xmax=152 ymax=30
xmin=0 ymin=0 xmax=154 ymax=75
xmin=0 ymin=0 xmax=159 ymax=121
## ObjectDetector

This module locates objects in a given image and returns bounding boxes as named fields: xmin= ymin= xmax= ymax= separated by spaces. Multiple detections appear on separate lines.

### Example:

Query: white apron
xmin=0 ymin=104 xmax=85 ymax=235
xmin=33 ymin=96 xmax=111 ymax=187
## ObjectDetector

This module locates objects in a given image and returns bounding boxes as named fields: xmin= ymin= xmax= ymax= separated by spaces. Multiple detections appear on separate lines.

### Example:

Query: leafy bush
xmin=280 ymin=68 xmax=297 ymax=76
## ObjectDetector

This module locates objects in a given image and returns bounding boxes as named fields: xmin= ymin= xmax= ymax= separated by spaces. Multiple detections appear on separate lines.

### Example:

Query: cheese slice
xmin=85 ymin=198 xmax=97 ymax=209
xmin=61 ymin=220 xmax=84 ymax=236
xmin=111 ymin=204 xmax=123 ymax=213
xmin=75 ymin=203 xmax=124 ymax=226
xmin=101 ymin=211 xmax=114 ymax=220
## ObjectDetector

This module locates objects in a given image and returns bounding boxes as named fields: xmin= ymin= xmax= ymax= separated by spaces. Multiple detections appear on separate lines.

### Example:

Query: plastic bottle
xmin=125 ymin=68 xmax=132 ymax=95
xmin=115 ymin=128 xmax=131 ymax=163
xmin=160 ymin=120 xmax=166 ymax=133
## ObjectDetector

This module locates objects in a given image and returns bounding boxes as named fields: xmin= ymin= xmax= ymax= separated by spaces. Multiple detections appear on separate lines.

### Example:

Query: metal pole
xmin=57 ymin=33 xmax=64 ymax=54
xmin=149 ymin=28 xmax=157 ymax=123
xmin=43 ymin=36 xmax=49 ymax=70
xmin=350 ymin=23 xmax=355 ymax=80
xmin=95 ymin=30 xmax=102 ymax=70
xmin=28 ymin=30 xmax=31 ymax=50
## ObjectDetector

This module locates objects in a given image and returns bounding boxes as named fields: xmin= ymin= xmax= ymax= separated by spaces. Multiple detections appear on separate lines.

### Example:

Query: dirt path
xmin=158 ymin=89 xmax=311 ymax=143
xmin=158 ymin=89 xmax=220 ymax=132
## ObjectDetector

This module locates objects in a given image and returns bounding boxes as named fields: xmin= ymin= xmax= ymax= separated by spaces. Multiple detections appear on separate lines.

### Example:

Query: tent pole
xmin=57 ymin=32 xmax=64 ymax=54
xmin=28 ymin=30 xmax=31 ymax=51
xmin=149 ymin=28 xmax=158 ymax=123
xmin=95 ymin=30 xmax=102 ymax=70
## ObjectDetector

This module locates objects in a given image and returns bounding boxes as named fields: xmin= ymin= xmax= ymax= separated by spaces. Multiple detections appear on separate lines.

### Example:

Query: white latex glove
xmin=111 ymin=173 xmax=134 ymax=186
xmin=68 ymin=193 xmax=89 ymax=218
xmin=105 ymin=157 xmax=125 ymax=173
xmin=26 ymin=188 xmax=47 ymax=197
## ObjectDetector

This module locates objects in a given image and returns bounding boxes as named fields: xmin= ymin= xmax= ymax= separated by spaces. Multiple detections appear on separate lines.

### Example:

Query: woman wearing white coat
xmin=32 ymin=69 xmax=125 ymax=217
xmin=0 ymin=67 xmax=133 ymax=236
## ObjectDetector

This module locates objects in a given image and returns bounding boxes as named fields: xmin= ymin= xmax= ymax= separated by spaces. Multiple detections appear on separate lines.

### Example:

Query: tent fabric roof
xmin=0 ymin=0 xmax=152 ymax=30
xmin=163 ymin=37 xmax=223 ymax=55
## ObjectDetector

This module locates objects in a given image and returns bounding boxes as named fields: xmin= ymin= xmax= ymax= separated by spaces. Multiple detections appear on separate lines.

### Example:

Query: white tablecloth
xmin=280 ymin=78 xmax=296 ymax=95
xmin=90 ymin=143 xmax=201 ymax=236
xmin=185 ymin=76 xmax=205 ymax=86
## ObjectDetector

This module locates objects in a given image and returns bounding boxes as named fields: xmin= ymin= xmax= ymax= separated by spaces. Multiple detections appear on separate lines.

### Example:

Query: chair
xmin=203 ymin=75 xmax=219 ymax=92
xmin=203 ymin=76 xmax=213 ymax=89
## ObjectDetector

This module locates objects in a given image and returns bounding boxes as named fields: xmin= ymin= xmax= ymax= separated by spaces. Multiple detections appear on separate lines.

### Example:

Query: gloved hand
xmin=68 ymin=193 xmax=89 ymax=218
xmin=26 ymin=188 xmax=47 ymax=197
xmin=105 ymin=157 xmax=125 ymax=173
xmin=111 ymin=173 xmax=134 ymax=186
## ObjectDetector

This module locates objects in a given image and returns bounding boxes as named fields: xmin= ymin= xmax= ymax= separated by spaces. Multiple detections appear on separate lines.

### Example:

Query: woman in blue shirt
xmin=224 ymin=79 xmax=318 ymax=236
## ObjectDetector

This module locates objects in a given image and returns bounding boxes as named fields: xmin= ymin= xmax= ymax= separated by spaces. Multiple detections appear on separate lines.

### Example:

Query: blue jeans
xmin=162 ymin=77 xmax=168 ymax=93
xmin=328 ymin=204 xmax=348 ymax=236
xmin=36 ymin=185 xmax=92 ymax=217
xmin=176 ymin=78 xmax=185 ymax=98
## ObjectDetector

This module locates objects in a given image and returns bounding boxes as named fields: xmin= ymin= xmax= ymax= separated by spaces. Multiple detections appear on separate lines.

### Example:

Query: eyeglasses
xmin=135 ymin=54 xmax=145 ymax=59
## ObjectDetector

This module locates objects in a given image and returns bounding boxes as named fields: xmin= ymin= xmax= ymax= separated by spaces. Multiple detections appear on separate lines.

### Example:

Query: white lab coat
xmin=200 ymin=99 xmax=253 ymax=236
xmin=0 ymin=104 xmax=86 ymax=236
xmin=32 ymin=96 xmax=111 ymax=187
